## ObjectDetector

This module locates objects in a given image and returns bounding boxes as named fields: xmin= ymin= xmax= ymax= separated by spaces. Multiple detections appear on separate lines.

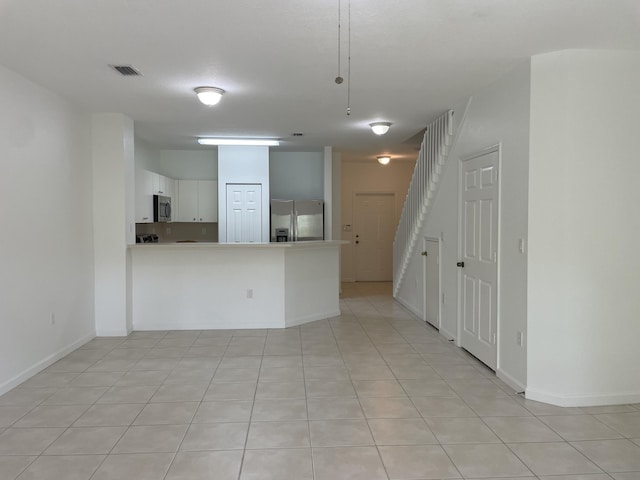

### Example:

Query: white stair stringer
xmin=393 ymin=110 xmax=455 ymax=296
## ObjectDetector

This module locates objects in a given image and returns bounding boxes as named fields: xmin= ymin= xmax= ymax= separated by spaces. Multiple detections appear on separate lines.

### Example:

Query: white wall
xmin=217 ymin=146 xmax=270 ymax=243
xmin=159 ymin=149 xmax=217 ymax=180
xmin=395 ymin=62 xmax=531 ymax=390
xmin=0 ymin=64 xmax=95 ymax=394
xmin=92 ymin=113 xmax=135 ymax=336
xmin=341 ymin=160 xmax=415 ymax=282
xmin=527 ymin=50 xmax=640 ymax=406
xmin=134 ymin=137 xmax=160 ymax=172
xmin=270 ymin=151 xmax=324 ymax=200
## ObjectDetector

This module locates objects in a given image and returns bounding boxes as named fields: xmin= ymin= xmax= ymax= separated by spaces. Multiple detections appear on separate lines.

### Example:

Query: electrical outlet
xmin=517 ymin=331 xmax=523 ymax=346
xmin=166 ymin=227 xmax=171 ymax=235
xmin=246 ymin=289 xmax=253 ymax=299
xmin=201 ymin=227 xmax=206 ymax=235
xmin=50 ymin=312 xmax=55 ymax=325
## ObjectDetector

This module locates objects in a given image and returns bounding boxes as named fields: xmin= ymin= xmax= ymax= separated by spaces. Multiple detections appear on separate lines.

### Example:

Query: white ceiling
xmin=0 ymin=0 xmax=638 ymax=161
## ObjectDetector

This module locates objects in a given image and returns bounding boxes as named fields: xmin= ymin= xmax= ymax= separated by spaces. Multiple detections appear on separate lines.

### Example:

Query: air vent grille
xmin=109 ymin=65 xmax=142 ymax=76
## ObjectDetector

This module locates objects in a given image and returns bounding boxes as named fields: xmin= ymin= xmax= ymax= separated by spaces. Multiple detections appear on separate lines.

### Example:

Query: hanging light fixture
xmin=370 ymin=122 xmax=392 ymax=135
xmin=194 ymin=87 xmax=225 ymax=106
xmin=377 ymin=156 xmax=391 ymax=165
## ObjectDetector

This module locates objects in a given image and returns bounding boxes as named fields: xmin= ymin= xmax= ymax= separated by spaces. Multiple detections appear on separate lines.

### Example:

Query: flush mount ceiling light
xmin=198 ymin=138 xmax=280 ymax=146
xmin=370 ymin=122 xmax=392 ymax=135
xmin=377 ymin=156 xmax=391 ymax=165
xmin=194 ymin=87 xmax=225 ymax=106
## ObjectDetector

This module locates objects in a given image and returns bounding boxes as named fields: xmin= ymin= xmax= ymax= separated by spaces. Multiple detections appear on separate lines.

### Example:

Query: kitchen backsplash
xmin=136 ymin=222 xmax=218 ymax=243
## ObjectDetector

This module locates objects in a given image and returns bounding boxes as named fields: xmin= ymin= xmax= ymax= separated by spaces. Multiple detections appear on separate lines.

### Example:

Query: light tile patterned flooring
xmin=1 ymin=282 xmax=639 ymax=479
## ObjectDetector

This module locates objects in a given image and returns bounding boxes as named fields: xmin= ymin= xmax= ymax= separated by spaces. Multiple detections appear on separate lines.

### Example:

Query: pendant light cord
xmin=346 ymin=0 xmax=351 ymax=116
xmin=337 ymin=0 xmax=341 ymax=79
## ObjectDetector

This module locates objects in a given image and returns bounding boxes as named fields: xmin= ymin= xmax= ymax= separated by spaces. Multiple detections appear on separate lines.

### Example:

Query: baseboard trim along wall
xmin=0 ymin=333 xmax=95 ymax=397
xmin=394 ymin=295 xmax=423 ymax=321
xmin=526 ymin=386 xmax=640 ymax=407
xmin=497 ymin=368 xmax=526 ymax=393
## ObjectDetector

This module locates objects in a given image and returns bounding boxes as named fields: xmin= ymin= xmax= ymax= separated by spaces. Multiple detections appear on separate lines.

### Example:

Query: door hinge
xmin=493 ymin=251 xmax=497 ymax=262
xmin=442 ymin=293 xmax=445 ymax=304
xmin=493 ymin=332 xmax=497 ymax=344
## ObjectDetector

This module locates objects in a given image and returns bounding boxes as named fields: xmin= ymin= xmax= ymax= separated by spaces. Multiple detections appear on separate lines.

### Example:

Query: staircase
xmin=393 ymin=110 xmax=455 ymax=296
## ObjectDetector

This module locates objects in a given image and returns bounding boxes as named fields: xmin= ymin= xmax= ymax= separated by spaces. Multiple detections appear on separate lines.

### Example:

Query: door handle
xmin=355 ymin=240 xmax=359 ymax=244
xmin=456 ymin=261 xmax=465 ymax=268
xmin=421 ymin=251 xmax=428 ymax=256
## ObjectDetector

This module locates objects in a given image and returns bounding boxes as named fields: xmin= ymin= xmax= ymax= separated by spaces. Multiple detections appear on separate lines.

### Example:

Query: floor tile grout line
xmin=235 ymin=330 xmax=265 ymax=480
xmin=332 ymin=304 xmax=392 ymax=480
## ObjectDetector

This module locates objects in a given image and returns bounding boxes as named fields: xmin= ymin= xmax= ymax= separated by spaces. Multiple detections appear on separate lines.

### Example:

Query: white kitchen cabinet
xmin=152 ymin=173 xmax=165 ymax=195
xmin=198 ymin=180 xmax=218 ymax=222
xmin=177 ymin=180 xmax=198 ymax=222
xmin=177 ymin=180 xmax=218 ymax=222
xmin=135 ymin=168 xmax=154 ymax=223
xmin=164 ymin=177 xmax=176 ymax=200
xmin=152 ymin=173 xmax=175 ymax=197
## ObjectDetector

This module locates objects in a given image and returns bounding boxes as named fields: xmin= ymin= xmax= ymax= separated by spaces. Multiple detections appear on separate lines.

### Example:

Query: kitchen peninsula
xmin=130 ymin=240 xmax=343 ymax=330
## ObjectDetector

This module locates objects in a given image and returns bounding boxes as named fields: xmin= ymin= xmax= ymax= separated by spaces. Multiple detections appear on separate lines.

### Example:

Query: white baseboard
xmin=0 ymin=332 xmax=95 ymax=397
xmin=526 ymin=386 xmax=640 ymax=407
xmin=439 ymin=327 xmax=456 ymax=342
xmin=394 ymin=295 xmax=423 ymax=320
xmin=95 ymin=329 xmax=129 ymax=337
xmin=286 ymin=309 xmax=341 ymax=328
xmin=497 ymin=368 xmax=526 ymax=392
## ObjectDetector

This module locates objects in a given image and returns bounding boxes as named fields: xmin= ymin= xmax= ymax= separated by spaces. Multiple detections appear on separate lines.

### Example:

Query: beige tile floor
xmin=1 ymin=282 xmax=639 ymax=479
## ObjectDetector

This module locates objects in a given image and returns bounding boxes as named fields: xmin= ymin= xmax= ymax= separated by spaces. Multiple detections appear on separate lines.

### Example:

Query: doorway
xmin=353 ymin=193 xmax=395 ymax=281
xmin=458 ymin=146 xmax=500 ymax=370
xmin=226 ymin=184 xmax=262 ymax=243
xmin=422 ymin=237 xmax=440 ymax=329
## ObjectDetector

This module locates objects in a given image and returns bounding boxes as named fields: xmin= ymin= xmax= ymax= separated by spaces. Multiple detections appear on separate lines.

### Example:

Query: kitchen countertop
xmin=130 ymin=240 xmax=347 ymax=248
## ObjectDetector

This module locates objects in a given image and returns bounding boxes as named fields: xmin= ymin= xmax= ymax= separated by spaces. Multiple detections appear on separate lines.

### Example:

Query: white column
xmin=92 ymin=113 xmax=135 ymax=336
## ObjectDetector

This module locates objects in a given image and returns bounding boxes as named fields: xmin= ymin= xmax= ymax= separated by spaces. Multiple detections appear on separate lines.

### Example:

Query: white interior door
xmin=459 ymin=149 xmax=499 ymax=370
xmin=226 ymin=184 xmax=262 ymax=243
xmin=354 ymin=193 xmax=395 ymax=281
xmin=423 ymin=238 xmax=440 ymax=329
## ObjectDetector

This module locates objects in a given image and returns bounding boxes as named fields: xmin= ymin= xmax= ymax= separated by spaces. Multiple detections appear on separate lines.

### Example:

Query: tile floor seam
xmin=334 ymin=313 xmax=391 ymax=480
xmin=235 ymin=335 xmax=264 ymax=480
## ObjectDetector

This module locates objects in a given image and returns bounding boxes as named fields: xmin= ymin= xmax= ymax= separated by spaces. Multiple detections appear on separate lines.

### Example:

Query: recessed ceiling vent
xmin=109 ymin=65 xmax=142 ymax=76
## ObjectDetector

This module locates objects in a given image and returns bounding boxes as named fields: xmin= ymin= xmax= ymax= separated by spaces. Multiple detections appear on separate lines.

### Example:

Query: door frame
xmin=422 ymin=236 xmax=441 ymax=329
xmin=456 ymin=144 xmax=502 ymax=368
xmin=352 ymin=191 xmax=396 ymax=282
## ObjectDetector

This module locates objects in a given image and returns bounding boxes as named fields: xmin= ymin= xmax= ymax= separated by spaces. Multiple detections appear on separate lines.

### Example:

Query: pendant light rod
xmin=346 ymin=0 xmax=351 ymax=116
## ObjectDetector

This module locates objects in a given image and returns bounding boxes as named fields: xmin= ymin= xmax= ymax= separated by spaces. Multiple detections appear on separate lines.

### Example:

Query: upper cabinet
xmin=136 ymin=169 xmax=178 ymax=223
xmin=135 ymin=168 xmax=217 ymax=223
xmin=152 ymin=173 xmax=175 ymax=198
xmin=135 ymin=168 xmax=154 ymax=223
xmin=177 ymin=180 xmax=218 ymax=222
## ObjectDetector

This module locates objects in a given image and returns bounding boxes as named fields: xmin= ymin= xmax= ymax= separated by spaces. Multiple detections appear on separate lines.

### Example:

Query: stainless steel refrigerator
xmin=270 ymin=199 xmax=324 ymax=242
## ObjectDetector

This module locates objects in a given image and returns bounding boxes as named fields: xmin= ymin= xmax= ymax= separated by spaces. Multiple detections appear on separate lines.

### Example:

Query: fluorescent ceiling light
xmin=198 ymin=138 xmax=280 ymax=146
xmin=377 ymin=156 xmax=391 ymax=165
xmin=369 ymin=122 xmax=392 ymax=135
xmin=194 ymin=86 xmax=225 ymax=106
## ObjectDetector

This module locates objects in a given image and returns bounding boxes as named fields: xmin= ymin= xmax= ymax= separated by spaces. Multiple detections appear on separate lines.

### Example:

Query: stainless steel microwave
xmin=153 ymin=195 xmax=172 ymax=222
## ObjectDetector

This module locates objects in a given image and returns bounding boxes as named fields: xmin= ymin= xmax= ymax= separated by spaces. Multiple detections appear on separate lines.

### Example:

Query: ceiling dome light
xmin=194 ymin=87 xmax=225 ymax=106
xmin=377 ymin=156 xmax=391 ymax=165
xmin=369 ymin=122 xmax=392 ymax=135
